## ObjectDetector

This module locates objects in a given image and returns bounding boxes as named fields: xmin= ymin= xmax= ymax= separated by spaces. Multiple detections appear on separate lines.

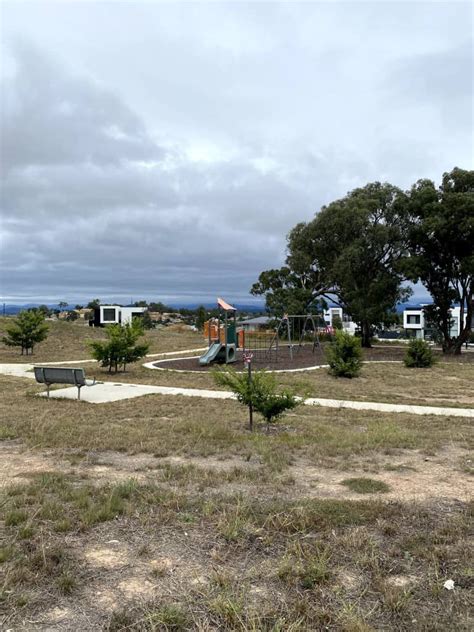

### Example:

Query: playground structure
xmin=199 ymin=298 xmax=237 ymax=365
xmin=199 ymin=302 xmax=326 ymax=367
xmin=240 ymin=314 xmax=323 ymax=362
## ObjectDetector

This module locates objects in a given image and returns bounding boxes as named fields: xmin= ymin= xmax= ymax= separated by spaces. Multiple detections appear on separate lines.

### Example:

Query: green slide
xmin=199 ymin=342 xmax=225 ymax=366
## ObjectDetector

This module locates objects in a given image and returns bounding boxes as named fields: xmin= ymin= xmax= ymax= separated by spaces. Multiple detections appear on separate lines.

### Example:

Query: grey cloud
xmin=1 ymin=3 xmax=472 ymax=304
xmin=1 ymin=42 xmax=162 ymax=172
xmin=386 ymin=41 xmax=473 ymax=104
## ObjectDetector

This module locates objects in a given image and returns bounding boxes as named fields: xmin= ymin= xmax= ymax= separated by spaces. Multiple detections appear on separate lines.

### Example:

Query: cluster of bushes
xmin=324 ymin=330 xmax=436 ymax=376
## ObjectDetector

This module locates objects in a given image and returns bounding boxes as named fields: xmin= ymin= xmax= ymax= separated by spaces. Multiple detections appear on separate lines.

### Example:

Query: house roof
xmin=239 ymin=316 xmax=271 ymax=326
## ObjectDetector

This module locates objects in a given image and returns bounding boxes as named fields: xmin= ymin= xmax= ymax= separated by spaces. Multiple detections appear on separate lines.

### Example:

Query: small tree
xmin=195 ymin=305 xmax=207 ymax=331
xmin=2 ymin=310 xmax=49 ymax=355
xmin=89 ymin=320 xmax=149 ymax=372
xmin=213 ymin=367 xmax=299 ymax=430
xmin=37 ymin=305 xmax=52 ymax=317
xmin=141 ymin=310 xmax=154 ymax=330
xmin=332 ymin=314 xmax=343 ymax=330
xmin=326 ymin=330 xmax=363 ymax=378
xmin=404 ymin=338 xmax=434 ymax=368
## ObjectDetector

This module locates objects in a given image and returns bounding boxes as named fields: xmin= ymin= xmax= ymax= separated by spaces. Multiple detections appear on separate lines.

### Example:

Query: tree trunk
xmin=361 ymin=321 xmax=372 ymax=348
xmin=443 ymin=340 xmax=463 ymax=355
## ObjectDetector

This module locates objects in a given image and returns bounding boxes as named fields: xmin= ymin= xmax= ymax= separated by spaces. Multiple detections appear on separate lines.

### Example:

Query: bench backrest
xmin=34 ymin=367 xmax=86 ymax=386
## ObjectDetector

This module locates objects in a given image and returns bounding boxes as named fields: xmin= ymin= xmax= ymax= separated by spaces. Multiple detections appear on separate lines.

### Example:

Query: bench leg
xmin=77 ymin=386 xmax=82 ymax=401
xmin=46 ymin=384 xmax=50 ymax=398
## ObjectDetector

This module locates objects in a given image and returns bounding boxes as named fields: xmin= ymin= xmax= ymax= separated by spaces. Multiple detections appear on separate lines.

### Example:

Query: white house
xmin=403 ymin=306 xmax=426 ymax=339
xmin=403 ymin=304 xmax=470 ymax=339
xmin=323 ymin=307 xmax=358 ymax=335
xmin=89 ymin=305 xmax=146 ymax=327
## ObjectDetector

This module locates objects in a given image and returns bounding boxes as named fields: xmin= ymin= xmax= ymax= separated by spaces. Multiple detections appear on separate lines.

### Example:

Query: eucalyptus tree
xmin=252 ymin=182 xmax=410 ymax=346
xmin=404 ymin=167 xmax=474 ymax=354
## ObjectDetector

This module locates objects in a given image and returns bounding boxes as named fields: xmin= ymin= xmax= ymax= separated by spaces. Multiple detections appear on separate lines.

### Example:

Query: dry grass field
xmin=0 ymin=318 xmax=204 ymax=363
xmin=1 ymin=321 xmax=473 ymax=630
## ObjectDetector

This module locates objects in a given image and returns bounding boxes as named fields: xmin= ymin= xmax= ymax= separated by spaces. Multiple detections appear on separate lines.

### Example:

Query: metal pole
xmin=248 ymin=360 xmax=253 ymax=431
xmin=224 ymin=310 xmax=228 ymax=361
xmin=287 ymin=317 xmax=293 ymax=360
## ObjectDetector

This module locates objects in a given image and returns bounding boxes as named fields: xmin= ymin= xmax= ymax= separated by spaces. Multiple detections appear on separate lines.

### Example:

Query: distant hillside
xmin=0 ymin=301 xmax=267 ymax=315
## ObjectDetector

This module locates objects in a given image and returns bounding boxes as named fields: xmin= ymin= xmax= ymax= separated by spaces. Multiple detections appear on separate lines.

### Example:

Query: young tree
xmin=37 ymin=304 xmax=52 ymax=317
xmin=404 ymin=339 xmax=434 ymax=368
xmin=2 ymin=310 xmax=49 ymax=355
xmin=195 ymin=305 xmax=207 ymax=331
xmin=326 ymin=330 xmax=363 ymax=378
xmin=252 ymin=183 xmax=411 ymax=346
xmin=89 ymin=320 xmax=149 ymax=372
xmin=87 ymin=298 xmax=101 ymax=310
xmin=213 ymin=367 xmax=299 ymax=430
xmin=141 ymin=310 xmax=154 ymax=330
xmin=332 ymin=314 xmax=343 ymax=330
xmin=404 ymin=168 xmax=474 ymax=354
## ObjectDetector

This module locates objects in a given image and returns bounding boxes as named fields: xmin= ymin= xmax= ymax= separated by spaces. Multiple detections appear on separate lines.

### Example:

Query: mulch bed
xmin=152 ymin=343 xmax=474 ymax=372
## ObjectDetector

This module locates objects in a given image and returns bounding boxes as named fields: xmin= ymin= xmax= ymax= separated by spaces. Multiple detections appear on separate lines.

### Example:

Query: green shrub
xmin=326 ymin=330 xmax=362 ymax=378
xmin=403 ymin=338 xmax=434 ymax=368
xmin=89 ymin=319 xmax=149 ymax=373
xmin=332 ymin=315 xmax=343 ymax=330
xmin=213 ymin=368 xmax=299 ymax=429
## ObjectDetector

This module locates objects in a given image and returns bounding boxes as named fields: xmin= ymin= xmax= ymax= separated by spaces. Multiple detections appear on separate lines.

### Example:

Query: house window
xmin=102 ymin=308 xmax=116 ymax=322
xmin=407 ymin=315 xmax=420 ymax=325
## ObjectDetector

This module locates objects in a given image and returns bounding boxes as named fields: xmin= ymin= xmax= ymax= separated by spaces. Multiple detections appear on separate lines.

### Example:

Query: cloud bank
xmin=1 ymin=2 xmax=472 ymax=304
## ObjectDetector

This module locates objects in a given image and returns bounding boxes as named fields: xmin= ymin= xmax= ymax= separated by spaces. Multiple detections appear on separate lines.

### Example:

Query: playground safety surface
xmin=152 ymin=344 xmax=474 ymax=372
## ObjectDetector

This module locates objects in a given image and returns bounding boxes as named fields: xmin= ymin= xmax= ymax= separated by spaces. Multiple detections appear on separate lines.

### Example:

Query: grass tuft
xmin=341 ymin=477 xmax=391 ymax=494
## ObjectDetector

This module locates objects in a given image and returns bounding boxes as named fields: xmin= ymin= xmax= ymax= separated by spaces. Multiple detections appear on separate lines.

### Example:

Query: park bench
xmin=34 ymin=366 xmax=96 ymax=400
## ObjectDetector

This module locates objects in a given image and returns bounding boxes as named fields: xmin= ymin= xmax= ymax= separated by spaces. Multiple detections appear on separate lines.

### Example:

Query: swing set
xmin=240 ymin=313 xmax=325 ymax=362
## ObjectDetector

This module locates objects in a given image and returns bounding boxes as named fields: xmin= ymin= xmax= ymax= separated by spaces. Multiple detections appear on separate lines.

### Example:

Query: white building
xmin=403 ymin=305 xmax=470 ymax=339
xmin=323 ymin=307 xmax=358 ymax=335
xmin=90 ymin=305 xmax=146 ymax=327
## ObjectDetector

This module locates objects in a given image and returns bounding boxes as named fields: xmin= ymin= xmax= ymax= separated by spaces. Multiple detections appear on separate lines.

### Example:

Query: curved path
xmin=0 ymin=360 xmax=473 ymax=418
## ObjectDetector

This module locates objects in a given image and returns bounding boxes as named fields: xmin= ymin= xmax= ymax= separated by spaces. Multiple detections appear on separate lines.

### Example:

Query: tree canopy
xmin=252 ymin=182 xmax=411 ymax=346
xmin=89 ymin=319 xmax=149 ymax=372
xmin=403 ymin=167 xmax=474 ymax=353
xmin=2 ymin=310 xmax=49 ymax=355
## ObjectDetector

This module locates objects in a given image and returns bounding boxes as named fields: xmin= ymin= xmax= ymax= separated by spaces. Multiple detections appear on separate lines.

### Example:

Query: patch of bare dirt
xmin=0 ymin=442 xmax=261 ymax=488
xmin=289 ymin=445 xmax=473 ymax=502
xmin=1 ymin=442 xmax=472 ymax=502
xmin=0 ymin=440 xmax=59 ymax=487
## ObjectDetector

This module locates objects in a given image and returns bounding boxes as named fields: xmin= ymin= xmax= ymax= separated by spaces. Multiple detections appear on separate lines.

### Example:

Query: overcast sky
xmin=1 ymin=1 xmax=472 ymax=305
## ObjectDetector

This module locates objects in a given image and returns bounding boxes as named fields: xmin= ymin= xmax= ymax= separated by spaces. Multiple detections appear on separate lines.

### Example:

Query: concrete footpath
xmin=1 ymin=362 xmax=473 ymax=418
xmin=35 ymin=381 xmax=474 ymax=417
